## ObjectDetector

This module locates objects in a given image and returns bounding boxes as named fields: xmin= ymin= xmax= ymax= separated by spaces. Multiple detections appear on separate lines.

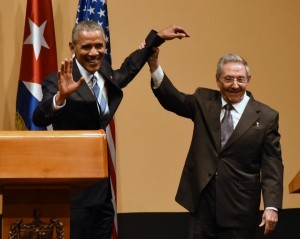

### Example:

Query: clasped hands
xmin=141 ymin=25 xmax=190 ymax=72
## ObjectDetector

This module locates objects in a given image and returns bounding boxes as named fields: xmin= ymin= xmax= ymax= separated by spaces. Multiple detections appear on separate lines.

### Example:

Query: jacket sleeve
xmin=32 ymin=72 xmax=59 ymax=127
xmin=112 ymin=30 xmax=165 ymax=88
xmin=152 ymin=73 xmax=197 ymax=119
xmin=261 ymin=111 xmax=284 ymax=209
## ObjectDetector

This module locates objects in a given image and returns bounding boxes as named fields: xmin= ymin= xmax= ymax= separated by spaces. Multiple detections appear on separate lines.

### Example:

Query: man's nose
xmin=231 ymin=80 xmax=240 ymax=88
xmin=90 ymin=47 xmax=99 ymax=55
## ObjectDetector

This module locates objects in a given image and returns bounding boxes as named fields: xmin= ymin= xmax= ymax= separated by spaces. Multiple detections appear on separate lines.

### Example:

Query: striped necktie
xmin=91 ymin=75 xmax=107 ymax=116
xmin=221 ymin=104 xmax=234 ymax=147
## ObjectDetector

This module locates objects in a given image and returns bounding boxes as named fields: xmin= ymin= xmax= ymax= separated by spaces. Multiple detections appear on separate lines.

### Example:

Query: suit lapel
xmin=200 ymin=92 xmax=222 ymax=151
xmin=98 ymin=63 xmax=123 ymax=118
xmin=222 ymin=96 xmax=260 ymax=150
xmin=72 ymin=60 xmax=101 ymax=120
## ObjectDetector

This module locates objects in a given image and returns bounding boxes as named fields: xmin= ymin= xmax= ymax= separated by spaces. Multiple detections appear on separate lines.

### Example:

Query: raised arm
xmin=157 ymin=25 xmax=190 ymax=40
xmin=112 ymin=25 xmax=189 ymax=89
xmin=55 ymin=58 xmax=85 ymax=106
xmin=147 ymin=47 xmax=160 ymax=73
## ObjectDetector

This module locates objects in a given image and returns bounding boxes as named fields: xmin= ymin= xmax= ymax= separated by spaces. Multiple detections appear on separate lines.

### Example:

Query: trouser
xmin=70 ymin=197 xmax=114 ymax=239
xmin=188 ymin=177 xmax=256 ymax=239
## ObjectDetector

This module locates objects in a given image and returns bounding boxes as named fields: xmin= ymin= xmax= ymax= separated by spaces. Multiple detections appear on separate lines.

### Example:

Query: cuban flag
xmin=16 ymin=0 xmax=57 ymax=130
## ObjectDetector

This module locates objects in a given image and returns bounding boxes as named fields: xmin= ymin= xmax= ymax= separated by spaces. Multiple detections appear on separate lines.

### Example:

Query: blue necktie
xmin=92 ymin=75 xmax=107 ymax=116
xmin=221 ymin=104 xmax=234 ymax=147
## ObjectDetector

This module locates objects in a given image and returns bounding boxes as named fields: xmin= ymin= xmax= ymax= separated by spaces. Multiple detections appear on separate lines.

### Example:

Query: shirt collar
xmin=75 ymin=59 xmax=100 ymax=83
xmin=221 ymin=92 xmax=250 ymax=113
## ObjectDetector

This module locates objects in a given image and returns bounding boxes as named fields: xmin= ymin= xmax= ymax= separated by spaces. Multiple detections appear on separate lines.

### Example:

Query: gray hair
xmin=72 ymin=20 xmax=105 ymax=44
xmin=216 ymin=53 xmax=250 ymax=80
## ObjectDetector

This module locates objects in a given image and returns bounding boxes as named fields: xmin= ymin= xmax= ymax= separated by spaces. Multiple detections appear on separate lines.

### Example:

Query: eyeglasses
xmin=222 ymin=76 xmax=248 ymax=84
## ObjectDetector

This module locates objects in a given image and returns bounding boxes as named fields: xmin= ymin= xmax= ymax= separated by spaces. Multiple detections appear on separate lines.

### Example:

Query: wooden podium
xmin=289 ymin=170 xmax=300 ymax=193
xmin=0 ymin=130 xmax=108 ymax=239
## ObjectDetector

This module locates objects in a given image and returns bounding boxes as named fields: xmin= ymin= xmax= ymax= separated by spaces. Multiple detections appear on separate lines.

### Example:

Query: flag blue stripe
xmin=16 ymin=81 xmax=46 ymax=130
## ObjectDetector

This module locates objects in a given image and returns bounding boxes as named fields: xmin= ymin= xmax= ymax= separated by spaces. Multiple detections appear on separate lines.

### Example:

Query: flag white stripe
xmin=106 ymin=124 xmax=116 ymax=168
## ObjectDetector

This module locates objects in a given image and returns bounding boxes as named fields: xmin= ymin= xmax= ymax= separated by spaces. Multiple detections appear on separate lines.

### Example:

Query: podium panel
xmin=0 ymin=130 xmax=108 ymax=239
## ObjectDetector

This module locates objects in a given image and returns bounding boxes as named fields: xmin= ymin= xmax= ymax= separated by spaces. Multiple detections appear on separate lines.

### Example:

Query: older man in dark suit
xmin=33 ymin=20 xmax=189 ymax=239
xmin=146 ymin=48 xmax=283 ymax=239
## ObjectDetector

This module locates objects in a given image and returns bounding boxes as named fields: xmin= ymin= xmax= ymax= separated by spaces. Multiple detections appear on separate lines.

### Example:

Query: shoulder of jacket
xmin=99 ymin=60 xmax=114 ymax=79
xmin=194 ymin=87 xmax=220 ymax=98
xmin=42 ymin=71 xmax=59 ymax=85
xmin=253 ymin=99 xmax=279 ymax=116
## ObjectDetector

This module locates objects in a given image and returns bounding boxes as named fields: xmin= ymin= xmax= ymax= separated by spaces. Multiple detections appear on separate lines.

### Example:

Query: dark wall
xmin=1 ymin=209 xmax=299 ymax=239
xmin=118 ymin=209 xmax=300 ymax=239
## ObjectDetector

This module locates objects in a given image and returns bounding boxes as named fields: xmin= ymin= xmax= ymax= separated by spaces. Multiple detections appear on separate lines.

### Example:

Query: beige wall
xmin=1 ymin=0 xmax=299 ymax=214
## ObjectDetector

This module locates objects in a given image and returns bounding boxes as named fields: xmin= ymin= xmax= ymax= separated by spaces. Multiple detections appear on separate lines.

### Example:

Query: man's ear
xmin=216 ymin=76 xmax=221 ymax=88
xmin=69 ymin=42 xmax=75 ymax=53
xmin=247 ymin=75 xmax=251 ymax=83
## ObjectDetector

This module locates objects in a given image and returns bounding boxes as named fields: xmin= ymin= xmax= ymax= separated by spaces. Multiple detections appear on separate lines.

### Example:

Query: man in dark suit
xmin=146 ymin=48 xmax=284 ymax=239
xmin=33 ymin=20 xmax=189 ymax=239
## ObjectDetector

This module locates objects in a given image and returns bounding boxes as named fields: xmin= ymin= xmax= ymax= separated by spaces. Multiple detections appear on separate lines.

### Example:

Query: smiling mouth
xmin=87 ymin=58 xmax=99 ymax=64
xmin=228 ymin=90 xmax=242 ymax=94
xmin=227 ymin=92 xmax=243 ymax=99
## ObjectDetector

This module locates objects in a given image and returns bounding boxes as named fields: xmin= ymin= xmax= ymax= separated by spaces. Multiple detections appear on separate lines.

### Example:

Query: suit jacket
xmin=33 ymin=30 xmax=165 ymax=208
xmin=152 ymin=74 xmax=284 ymax=229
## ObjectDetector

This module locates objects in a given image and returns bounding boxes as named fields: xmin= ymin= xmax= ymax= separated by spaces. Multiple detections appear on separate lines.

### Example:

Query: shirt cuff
xmin=151 ymin=65 xmax=164 ymax=89
xmin=265 ymin=207 xmax=278 ymax=211
xmin=52 ymin=93 xmax=66 ymax=110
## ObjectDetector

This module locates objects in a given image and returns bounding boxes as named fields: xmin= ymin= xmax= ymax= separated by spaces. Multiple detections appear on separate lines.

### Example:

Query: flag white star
xmin=98 ymin=9 xmax=105 ymax=18
xmin=105 ymin=35 xmax=109 ymax=43
xmin=24 ymin=18 xmax=49 ymax=60
xmin=87 ymin=6 xmax=95 ymax=15
xmin=100 ymin=0 xmax=106 ymax=5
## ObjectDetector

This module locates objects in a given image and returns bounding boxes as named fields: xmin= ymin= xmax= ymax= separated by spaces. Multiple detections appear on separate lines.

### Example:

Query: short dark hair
xmin=72 ymin=20 xmax=105 ymax=44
